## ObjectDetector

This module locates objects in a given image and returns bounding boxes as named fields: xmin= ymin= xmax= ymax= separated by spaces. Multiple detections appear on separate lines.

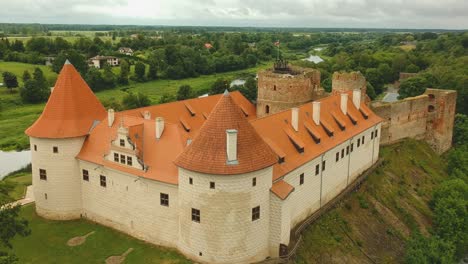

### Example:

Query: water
xmin=302 ymin=55 xmax=324 ymax=64
xmin=313 ymin=47 xmax=324 ymax=51
xmin=0 ymin=150 xmax=31 ymax=180
xmin=230 ymin=79 xmax=246 ymax=88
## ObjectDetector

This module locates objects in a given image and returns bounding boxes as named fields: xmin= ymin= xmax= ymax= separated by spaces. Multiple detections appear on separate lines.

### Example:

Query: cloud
xmin=0 ymin=0 xmax=466 ymax=29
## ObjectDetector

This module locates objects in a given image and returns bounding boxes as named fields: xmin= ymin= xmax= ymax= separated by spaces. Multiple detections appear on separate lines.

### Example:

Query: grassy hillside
xmin=296 ymin=139 xmax=448 ymax=263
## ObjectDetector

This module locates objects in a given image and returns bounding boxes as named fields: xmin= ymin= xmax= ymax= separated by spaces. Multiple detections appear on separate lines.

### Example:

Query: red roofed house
xmin=27 ymin=62 xmax=383 ymax=263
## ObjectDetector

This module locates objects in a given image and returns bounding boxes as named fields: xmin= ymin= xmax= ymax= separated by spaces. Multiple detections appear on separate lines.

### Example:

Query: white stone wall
xmin=30 ymin=136 xmax=85 ymax=220
xmin=178 ymin=167 xmax=273 ymax=264
xmin=79 ymin=160 xmax=179 ymax=248
xmin=268 ymin=193 xmax=291 ymax=257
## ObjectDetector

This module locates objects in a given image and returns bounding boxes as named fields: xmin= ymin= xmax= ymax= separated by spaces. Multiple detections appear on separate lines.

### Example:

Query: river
xmin=0 ymin=150 xmax=31 ymax=180
xmin=302 ymin=55 xmax=324 ymax=64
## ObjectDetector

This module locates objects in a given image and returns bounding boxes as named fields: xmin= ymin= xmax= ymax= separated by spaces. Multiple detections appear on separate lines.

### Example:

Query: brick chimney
xmin=340 ymin=93 xmax=348 ymax=115
xmin=226 ymin=129 xmax=238 ymax=163
xmin=155 ymin=117 xmax=164 ymax=139
xmin=353 ymin=89 xmax=361 ymax=109
xmin=291 ymin=107 xmax=299 ymax=132
xmin=108 ymin=109 xmax=115 ymax=127
xmin=313 ymin=102 xmax=320 ymax=125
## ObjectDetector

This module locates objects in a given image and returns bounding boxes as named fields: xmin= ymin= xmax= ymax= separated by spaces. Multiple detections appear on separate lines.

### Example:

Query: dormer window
xmin=114 ymin=153 xmax=119 ymax=162
xmin=127 ymin=156 xmax=133 ymax=166
xmin=120 ymin=139 xmax=125 ymax=147
xmin=120 ymin=154 xmax=125 ymax=164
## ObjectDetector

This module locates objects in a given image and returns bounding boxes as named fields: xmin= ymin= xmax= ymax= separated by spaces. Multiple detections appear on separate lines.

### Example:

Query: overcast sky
xmin=1 ymin=0 xmax=467 ymax=29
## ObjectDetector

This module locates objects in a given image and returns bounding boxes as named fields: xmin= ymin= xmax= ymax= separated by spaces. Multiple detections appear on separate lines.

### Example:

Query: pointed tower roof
xmin=25 ymin=62 xmax=106 ymax=138
xmin=175 ymin=92 xmax=277 ymax=175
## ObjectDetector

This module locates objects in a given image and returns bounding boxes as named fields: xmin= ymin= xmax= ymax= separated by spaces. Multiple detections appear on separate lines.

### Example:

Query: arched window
xmin=265 ymin=105 xmax=270 ymax=114
xmin=273 ymin=85 xmax=277 ymax=91
xmin=428 ymin=94 xmax=435 ymax=100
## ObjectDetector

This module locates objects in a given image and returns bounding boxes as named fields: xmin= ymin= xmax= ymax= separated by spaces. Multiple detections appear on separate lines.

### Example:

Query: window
xmin=53 ymin=146 xmax=58 ymax=153
xmin=351 ymin=143 xmax=354 ymax=152
xmin=375 ymin=129 xmax=378 ymax=138
xmin=120 ymin=154 xmax=125 ymax=164
xmin=44 ymin=193 xmax=47 ymax=200
xmin=119 ymin=139 xmax=125 ymax=147
xmin=315 ymin=164 xmax=320 ymax=175
xmin=357 ymin=138 xmax=361 ymax=147
xmin=341 ymin=149 xmax=344 ymax=158
xmin=346 ymin=146 xmax=350 ymax=155
xmin=100 ymin=175 xmax=106 ymax=187
xmin=127 ymin=156 xmax=132 ymax=166
xmin=252 ymin=177 xmax=257 ymax=187
xmin=114 ymin=153 xmax=119 ymax=162
xmin=252 ymin=206 xmax=260 ymax=221
xmin=265 ymin=105 xmax=270 ymax=114
xmin=362 ymin=136 xmax=365 ymax=144
xmin=371 ymin=131 xmax=374 ymax=139
xmin=299 ymin=173 xmax=304 ymax=185
xmin=189 ymin=177 xmax=193 ymax=185
xmin=336 ymin=152 xmax=339 ymax=162
xmin=160 ymin=193 xmax=169 ymax=206
xmin=39 ymin=169 xmax=47 ymax=180
xmin=210 ymin=182 xmax=215 ymax=189
xmin=82 ymin=169 xmax=89 ymax=181
xmin=273 ymin=85 xmax=277 ymax=91
xmin=34 ymin=145 xmax=37 ymax=151
xmin=322 ymin=160 xmax=326 ymax=171
xmin=192 ymin=208 xmax=200 ymax=223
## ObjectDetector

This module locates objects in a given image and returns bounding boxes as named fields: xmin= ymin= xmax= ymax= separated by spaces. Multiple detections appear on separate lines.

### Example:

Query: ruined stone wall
xmin=331 ymin=72 xmax=367 ymax=103
xmin=257 ymin=66 xmax=323 ymax=118
xmin=371 ymin=88 xmax=456 ymax=154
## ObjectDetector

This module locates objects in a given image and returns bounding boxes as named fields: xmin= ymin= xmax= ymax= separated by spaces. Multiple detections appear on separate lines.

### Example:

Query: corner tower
xmin=25 ymin=61 xmax=106 ymax=220
xmin=175 ymin=91 xmax=277 ymax=263
xmin=257 ymin=61 xmax=323 ymax=118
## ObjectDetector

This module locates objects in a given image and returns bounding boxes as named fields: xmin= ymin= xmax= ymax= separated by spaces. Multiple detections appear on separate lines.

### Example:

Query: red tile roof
xmin=25 ymin=62 xmax=106 ymax=138
xmin=174 ymin=92 xmax=278 ymax=175
xmin=271 ymin=180 xmax=295 ymax=200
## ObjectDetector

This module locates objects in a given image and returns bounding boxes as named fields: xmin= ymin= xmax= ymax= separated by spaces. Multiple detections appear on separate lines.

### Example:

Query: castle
xmin=26 ymin=61 xmax=454 ymax=263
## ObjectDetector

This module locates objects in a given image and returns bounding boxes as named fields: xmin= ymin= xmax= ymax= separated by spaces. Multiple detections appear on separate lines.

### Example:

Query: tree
xmin=147 ymin=61 xmax=158 ymax=80
xmin=122 ymin=92 xmax=151 ymax=110
xmin=22 ymin=70 xmax=31 ymax=83
xmin=452 ymin=114 xmax=468 ymax=147
xmin=238 ymin=77 xmax=257 ymax=102
xmin=85 ymin=68 xmax=105 ymax=92
xmin=2 ymin=72 xmax=18 ymax=92
xmin=210 ymin=78 xmax=229 ymax=95
xmin=404 ymin=233 xmax=455 ymax=264
xmin=134 ymin=62 xmax=146 ymax=82
xmin=20 ymin=68 xmax=49 ymax=103
xmin=52 ymin=50 xmax=89 ymax=75
xmin=176 ymin=85 xmax=192 ymax=101
xmin=101 ymin=65 xmax=116 ymax=89
xmin=159 ymin=93 xmax=176 ymax=104
xmin=118 ymin=59 xmax=130 ymax=85
xmin=398 ymin=76 xmax=427 ymax=99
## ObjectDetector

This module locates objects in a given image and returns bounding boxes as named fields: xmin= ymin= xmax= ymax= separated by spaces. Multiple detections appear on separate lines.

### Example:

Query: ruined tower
xmin=256 ymin=61 xmax=324 ymax=118
xmin=332 ymin=71 xmax=368 ymax=103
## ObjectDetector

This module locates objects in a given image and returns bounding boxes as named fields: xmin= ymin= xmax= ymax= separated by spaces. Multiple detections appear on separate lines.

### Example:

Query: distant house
xmin=89 ymin=55 xmax=120 ymax=69
xmin=44 ymin=56 xmax=55 ymax=66
xmin=118 ymin=47 xmax=134 ymax=56
xmin=204 ymin=43 xmax=213 ymax=49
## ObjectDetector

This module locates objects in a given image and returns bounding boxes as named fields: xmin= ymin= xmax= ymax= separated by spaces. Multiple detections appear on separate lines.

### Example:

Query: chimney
xmin=353 ymin=89 xmax=361 ymax=109
xmin=143 ymin=111 xmax=151 ymax=120
xmin=108 ymin=109 xmax=115 ymax=127
xmin=226 ymin=129 xmax=238 ymax=163
xmin=155 ymin=117 xmax=164 ymax=139
xmin=291 ymin=107 xmax=299 ymax=132
xmin=312 ymin=102 xmax=321 ymax=125
xmin=340 ymin=93 xmax=348 ymax=115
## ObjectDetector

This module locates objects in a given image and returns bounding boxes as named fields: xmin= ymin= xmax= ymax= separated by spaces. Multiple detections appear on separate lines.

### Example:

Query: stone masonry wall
xmin=331 ymin=71 xmax=367 ymax=102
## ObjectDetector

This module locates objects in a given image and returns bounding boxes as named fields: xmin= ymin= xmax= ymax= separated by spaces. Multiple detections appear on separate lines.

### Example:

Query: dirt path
xmin=67 ymin=231 xmax=95 ymax=246
xmin=105 ymin=248 xmax=134 ymax=264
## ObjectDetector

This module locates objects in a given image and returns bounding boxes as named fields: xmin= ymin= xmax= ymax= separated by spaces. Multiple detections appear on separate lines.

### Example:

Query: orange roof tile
xmin=174 ymin=92 xmax=277 ymax=175
xmin=271 ymin=180 xmax=295 ymax=200
xmin=25 ymin=62 xmax=106 ymax=138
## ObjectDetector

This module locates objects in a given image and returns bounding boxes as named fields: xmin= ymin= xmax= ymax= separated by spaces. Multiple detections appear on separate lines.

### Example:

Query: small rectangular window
xmin=299 ymin=173 xmax=304 ymax=185
xmin=252 ymin=177 xmax=256 ymax=187
xmin=315 ymin=164 xmax=320 ymax=175
xmin=189 ymin=177 xmax=193 ymax=185
xmin=39 ymin=169 xmax=47 ymax=180
xmin=371 ymin=131 xmax=374 ymax=139
xmin=120 ymin=139 xmax=125 ymax=147
xmin=351 ymin=143 xmax=354 ymax=152
xmin=322 ymin=160 xmax=326 ymax=171
xmin=127 ymin=156 xmax=132 ymax=166
xmin=160 ymin=193 xmax=169 ymax=206
xmin=252 ymin=206 xmax=260 ymax=221
xmin=375 ymin=129 xmax=378 ymax=138
xmin=192 ymin=208 xmax=200 ymax=223
xmin=100 ymin=175 xmax=107 ymax=187
xmin=341 ymin=149 xmax=344 ymax=158
xmin=362 ymin=136 xmax=365 ymax=144
xmin=120 ymin=154 xmax=125 ymax=164
xmin=346 ymin=146 xmax=350 ymax=155
xmin=336 ymin=152 xmax=339 ymax=162
xmin=114 ymin=153 xmax=119 ymax=162
xmin=82 ymin=169 xmax=89 ymax=181
xmin=53 ymin=146 xmax=58 ymax=153
xmin=34 ymin=145 xmax=37 ymax=151
xmin=357 ymin=138 xmax=361 ymax=147
xmin=210 ymin=182 xmax=215 ymax=189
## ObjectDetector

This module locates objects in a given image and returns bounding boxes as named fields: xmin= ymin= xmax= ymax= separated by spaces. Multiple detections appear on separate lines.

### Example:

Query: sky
xmin=0 ymin=0 xmax=467 ymax=29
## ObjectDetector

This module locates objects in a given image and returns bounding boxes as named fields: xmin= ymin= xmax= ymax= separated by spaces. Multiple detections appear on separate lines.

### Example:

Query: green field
xmin=0 ymin=61 xmax=271 ymax=151
xmin=0 ymin=61 xmax=57 ymax=86
xmin=4 ymin=204 xmax=191 ymax=264
xmin=6 ymin=30 xmax=121 ymax=44
xmin=2 ymin=169 xmax=32 ymax=201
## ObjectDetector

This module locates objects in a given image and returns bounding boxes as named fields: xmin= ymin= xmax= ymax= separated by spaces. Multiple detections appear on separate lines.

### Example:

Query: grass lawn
xmin=0 ymin=62 xmax=271 ymax=151
xmin=0 ymin=61 xmax=58 ymax=86
xmin=5 ymin=204 xmax=191 ymax=264
xmin=2 ymin=170 xmax=32 ymax=201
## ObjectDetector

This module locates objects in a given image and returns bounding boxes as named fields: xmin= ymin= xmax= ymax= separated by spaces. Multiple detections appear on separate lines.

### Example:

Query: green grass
xmin=296 ymin=139 xmax=449 ymax=263
xmin=0 ymin=62 xmax=271 ymax=151
xmin=0 ymin=61 xmax=58 ymax=86
xmin=4 ymin=204 xmax=191 ymax=264
xmin=2 ymin=170 xmax=32 ymax=201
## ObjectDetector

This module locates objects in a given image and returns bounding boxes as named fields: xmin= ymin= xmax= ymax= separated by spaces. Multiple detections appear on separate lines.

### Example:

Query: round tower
xmin=25 ymin=61 xmax=106 ymax=220
xmin=257 ymin=62 xmax=322 ymax=118
xmin=332 ymin=71 xmax=367 ymax=102
xmin=175 ymin=91 xmax=277 ymax=263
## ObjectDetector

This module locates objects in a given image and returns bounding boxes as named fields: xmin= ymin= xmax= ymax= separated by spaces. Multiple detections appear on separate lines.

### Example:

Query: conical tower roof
xmin=175 ymin=91 xmax=277 ymax=175
xmin=25 ymin=62 xmax=106 ymax=138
